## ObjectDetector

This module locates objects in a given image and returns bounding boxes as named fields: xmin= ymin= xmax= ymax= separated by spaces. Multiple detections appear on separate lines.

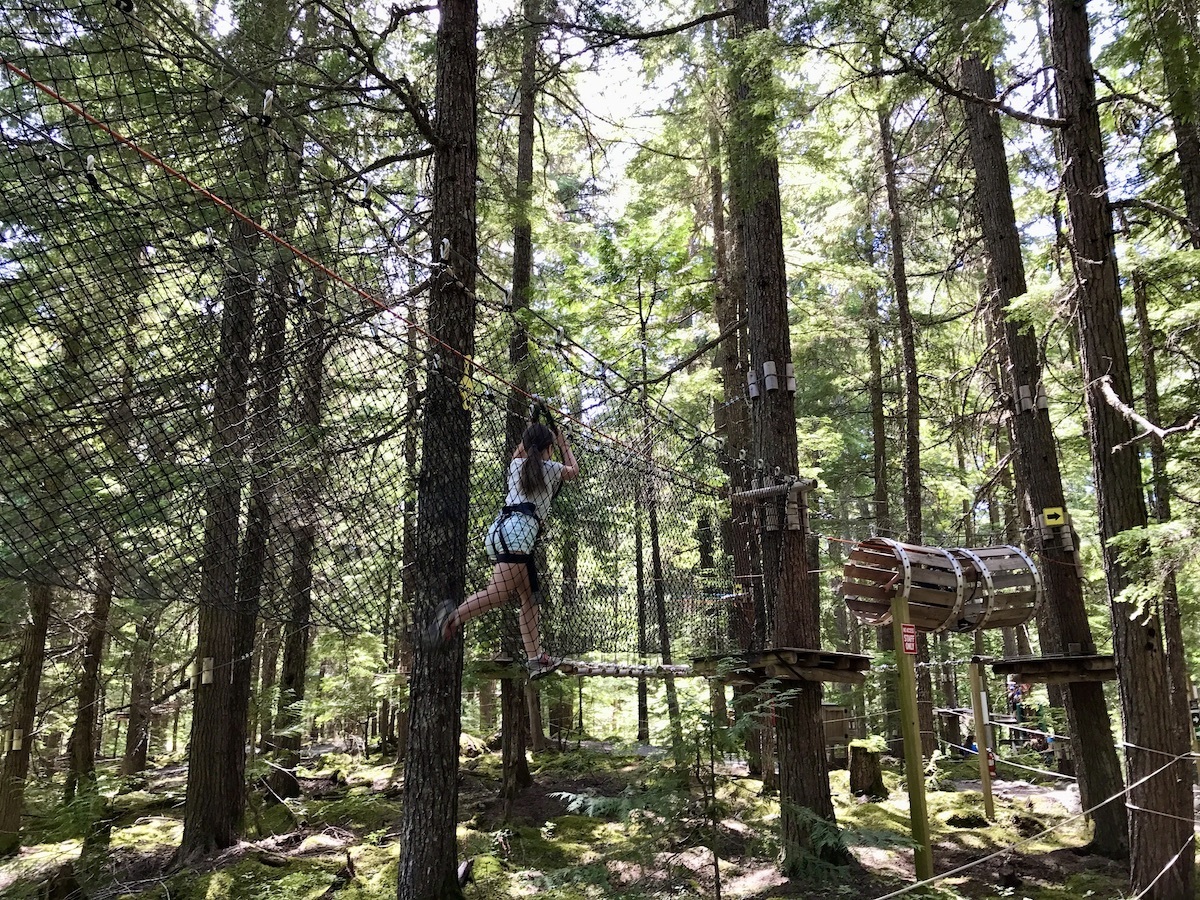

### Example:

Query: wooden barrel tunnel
xmin=838 ymin=538 xmax=1043 ymax=634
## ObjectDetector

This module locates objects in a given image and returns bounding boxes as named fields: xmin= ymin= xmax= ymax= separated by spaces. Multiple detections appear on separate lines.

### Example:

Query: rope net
xmin=0 ymin=0 xmax=752 ymax=663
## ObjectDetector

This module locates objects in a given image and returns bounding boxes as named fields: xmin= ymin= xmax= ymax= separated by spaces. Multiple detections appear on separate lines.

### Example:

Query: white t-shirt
xmin=503 ymin=458 xmax=565 ymax=522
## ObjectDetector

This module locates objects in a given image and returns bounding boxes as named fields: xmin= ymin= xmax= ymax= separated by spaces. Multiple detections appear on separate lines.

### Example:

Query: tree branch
xmin=1110 ymin=197 xmax=1200 ymax=243
xmin=537 ymin=8 xmax=734 ymax=42
xmin=1095 ymin=375 xmax=1200 ymax=450
xmin=884 ymin=53 xmax=1065 ymax=129
xmin=640 ymin=317 xmax=746 ymax=388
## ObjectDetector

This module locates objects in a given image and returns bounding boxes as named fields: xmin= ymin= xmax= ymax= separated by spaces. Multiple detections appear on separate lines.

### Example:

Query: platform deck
xmin=990 ymin=653 xmax=1116 ymax=684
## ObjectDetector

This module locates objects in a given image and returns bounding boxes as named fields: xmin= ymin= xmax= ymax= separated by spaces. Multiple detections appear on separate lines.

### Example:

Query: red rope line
xmin=2 ymin=55 xmax=721 ymax=493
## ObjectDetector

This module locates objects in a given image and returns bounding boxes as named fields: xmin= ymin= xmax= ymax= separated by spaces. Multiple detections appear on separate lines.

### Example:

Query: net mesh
xmin=0 ymin=0 xmax=755 ymax=663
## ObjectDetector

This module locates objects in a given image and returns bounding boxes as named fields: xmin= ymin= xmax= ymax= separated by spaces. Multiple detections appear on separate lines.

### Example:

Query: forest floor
xmin=0 ymin=738 xmax=1159 ymax=900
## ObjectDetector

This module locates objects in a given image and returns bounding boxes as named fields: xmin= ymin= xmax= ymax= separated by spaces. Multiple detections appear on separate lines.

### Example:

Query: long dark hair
xmin=519 ymin=423 xmax=555 ymax=495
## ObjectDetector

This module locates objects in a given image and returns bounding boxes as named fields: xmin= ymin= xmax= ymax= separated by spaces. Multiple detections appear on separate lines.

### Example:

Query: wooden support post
xmin=968 ymin=660 xmax=995 ymax=819
xmin=892 ymin=597 xmax=932 ymax=880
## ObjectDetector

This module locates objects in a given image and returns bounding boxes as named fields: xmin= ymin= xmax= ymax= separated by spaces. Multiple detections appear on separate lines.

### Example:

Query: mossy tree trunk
xmin=728 ymin=0 xmax=844 ymax=870
xmin=0 ymin=583 xmax=53 ymax=856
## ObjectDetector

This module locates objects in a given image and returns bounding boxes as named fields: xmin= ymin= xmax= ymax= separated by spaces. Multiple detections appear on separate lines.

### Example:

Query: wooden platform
xmin=472 ymin=657 xmax=694 ymax=680
xmin=990 ymin=653 xmax=1116 ymax=684
xmin=690 ymin=648 xmax=871 ymax=685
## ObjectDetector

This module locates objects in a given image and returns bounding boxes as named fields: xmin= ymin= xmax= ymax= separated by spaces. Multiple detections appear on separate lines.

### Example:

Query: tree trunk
xmin=496 ymin=0 xmax=540 ymax=799
xmin=862 ymin=211 xmax=900 ymax=751
xmin=1132 ymin=272 xmax=1191 ymax=787
xmin=499 ymin=677 xmax=532 ymax=805
xmin=257 ymin=621 xmax=282 ymax=755
xmin=849 ymin=744 xmax=888 ymax=800
xmin=959 ymin=25 xmax=1129 ymax=857
xmin=266 ymin=523 xmax=315 ymax=800
xmin=635 ymin=507 xmax=651 ymax=743
xmin=396 ymin=0 xmax=477 ymax=893
xmin=396 ymin=293 xmax=421 ymax=764
xmin=478 ymin=680 xmax=498 ymax=735
xmin=121 ymin=615 xmax=157 ymax=777
xmin=1050 ymin=0 xmax=1193 ymax=891
xmin=1152 ymin=0 xmax=1200 ymax=243
xmin=640 ymin=327 xmax=684 ymax=763
xmin=65 ymin=551 xmax=115 ymax=802
xmin=178 ymin=215 xmax=258 ymax=861
xmin=0 ymin=583 xmax=53 ymax=856
xmin=729 ymin=0 xmax=843 ymax=869
xmin=878 ymin=100 xmax=938 ymax=760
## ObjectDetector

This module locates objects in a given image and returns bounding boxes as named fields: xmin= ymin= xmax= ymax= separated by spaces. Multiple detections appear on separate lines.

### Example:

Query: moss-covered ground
xmin=0 ymin=743 xmax=1152 ymax=899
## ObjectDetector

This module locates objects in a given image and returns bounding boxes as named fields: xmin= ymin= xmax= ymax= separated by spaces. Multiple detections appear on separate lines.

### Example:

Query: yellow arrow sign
xmin=1042 ymin=507 xmax=1066 ymax=526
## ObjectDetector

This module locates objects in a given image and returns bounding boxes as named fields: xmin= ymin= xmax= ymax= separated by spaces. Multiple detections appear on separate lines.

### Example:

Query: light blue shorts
xmin=485 ymin=510 xmax=540 ymax=560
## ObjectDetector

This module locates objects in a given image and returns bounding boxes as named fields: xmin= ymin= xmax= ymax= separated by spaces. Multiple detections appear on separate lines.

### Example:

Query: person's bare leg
xmin=453 ymin=562 xmax=526 ymax=628
xmin=518 ymin=586 xmax=542 ymax=660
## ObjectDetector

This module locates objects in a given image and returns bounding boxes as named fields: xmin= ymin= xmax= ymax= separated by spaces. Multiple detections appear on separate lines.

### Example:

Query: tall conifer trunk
xmin=499 ymin=0 xmax=541 ymax=802
xmin=0 ymin=584 xmax=52 ymax=856
xmin=877 ymin=102 xmax=937 ymax=758
xmin=65 ymin=552 xmax=115 ymax=802
xmin=1150 ymin=0 xmax=1200 ymax=243
xmin=397 ymin=0 xmax=478 ymax=893
xmin=729 ymin=0 xmax=843 ymax=868
xmin=122 ymin=616 xmax=157 ymax=776
xmin=709 ymin=99 xmax=761 ymax=770
xmin=1049 ymin=0 xmax=1193 ymax=892
xmin=862 ymin=214 xmax=900 ymax=750
xmin=958 ymin=34 xmax=1127 ymax=854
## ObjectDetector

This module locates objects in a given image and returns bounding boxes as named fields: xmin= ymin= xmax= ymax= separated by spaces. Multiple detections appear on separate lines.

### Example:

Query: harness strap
xmin=494 ymin=502 xmax=542 ymax=594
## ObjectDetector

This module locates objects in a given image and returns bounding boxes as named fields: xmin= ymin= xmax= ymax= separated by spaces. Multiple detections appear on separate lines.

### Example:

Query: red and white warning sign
xmin=901 ymin=622 xmax=918 ymax=655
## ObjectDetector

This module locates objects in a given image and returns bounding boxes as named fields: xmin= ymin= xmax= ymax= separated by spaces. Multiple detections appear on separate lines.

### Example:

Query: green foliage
xmin=850 ymin=734 xmax=889 ymax=753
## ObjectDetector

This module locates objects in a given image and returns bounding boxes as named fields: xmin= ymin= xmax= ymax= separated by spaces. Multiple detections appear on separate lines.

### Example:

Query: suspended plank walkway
xmin=473 ymin=648 xmax=871 ymax=683
xmin=989 ymin=653 xmax=1116 ymax=684
xmin=473 ymin=657 xmax=693 ymax=679
xmin=691 ymin=648 xmax=871 ymax=685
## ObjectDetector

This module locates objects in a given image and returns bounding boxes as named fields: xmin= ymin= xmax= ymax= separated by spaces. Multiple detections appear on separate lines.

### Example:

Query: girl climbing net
xmin=427 ymin=407 xmax=579 ymax=679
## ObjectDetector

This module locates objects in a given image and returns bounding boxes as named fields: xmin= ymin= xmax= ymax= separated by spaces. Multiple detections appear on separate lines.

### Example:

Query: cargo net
xmin=0 ymin=0 xmax=742 ymax=662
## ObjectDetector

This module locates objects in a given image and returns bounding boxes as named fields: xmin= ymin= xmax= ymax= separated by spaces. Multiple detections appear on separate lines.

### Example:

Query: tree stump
xmin=849 ymin=743 xmax=888 ymax=800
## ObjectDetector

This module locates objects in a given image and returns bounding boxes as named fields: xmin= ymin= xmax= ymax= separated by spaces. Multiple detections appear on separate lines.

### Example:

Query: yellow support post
xmin=892 ymin=596 xmax=933 ymax=881
xmin=968 ymin=659 xmax=995 ymax=819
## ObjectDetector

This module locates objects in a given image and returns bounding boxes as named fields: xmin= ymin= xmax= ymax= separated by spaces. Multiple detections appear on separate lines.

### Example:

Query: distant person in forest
xmin=427 ymin=411 xmax=579 ymax=679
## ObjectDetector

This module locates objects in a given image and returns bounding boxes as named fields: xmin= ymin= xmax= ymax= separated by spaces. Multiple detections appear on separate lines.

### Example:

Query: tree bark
xmin=257 ymin=621 xmax=282 ymax=755
xmin=849 ymin=744 xmax=888 ymax=800
xmin=64 ymin=551 xmax=115 ymax=801
xmin=959 ymin=22 xmax=1130 ymax=857
xmin=1050 ymin=0 xmax=1193 ymax=892
xmin=266 ymin=523 xmax=315 ymax=800
xmin=0 ymin=583 xmax=53 ymax=856
xmin=1151 ymin=0 xmax=1200 ymax=244
xmin=497 ymin=0 xmax=541 ymax=801
xmin=122 ymin=615 xmax=157 ymax=776
xmin=635 ymin=506 xmax=651 ymax=743
xmin=178 ymin=206 xmax=259 ymax=861
xmin=729 ymin=0 xmax=843 ymax=869
xmin=639 ymin=319 xmax=684 ymax=763
xmin=397 ymin=0 xmax=477 ymax=893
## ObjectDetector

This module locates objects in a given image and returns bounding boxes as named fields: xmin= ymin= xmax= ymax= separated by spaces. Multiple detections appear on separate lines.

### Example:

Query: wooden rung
xmin=907 ymin=567 xmax=961 ymax=588
xmin=989 ymin=572 xmax=1036 ymax=589
xmin=843 ymin=581 xmax=897 ymax=601
xmin=907 ymin=585 xmax=959 ymax=606
xmin=900 ymin=548 xmax=956 ymax=567
xmin=843 ymin=562 xmax=899 ymax=583
xmin=990 ymin=589 xmax=1037 ymax=607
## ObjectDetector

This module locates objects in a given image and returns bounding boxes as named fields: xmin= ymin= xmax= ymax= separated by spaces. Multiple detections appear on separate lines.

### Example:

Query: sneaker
xmin=526 ymin=652 xmax=560 ymax=681
xmin=423 ymin=599 xmax=458 ymax=648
